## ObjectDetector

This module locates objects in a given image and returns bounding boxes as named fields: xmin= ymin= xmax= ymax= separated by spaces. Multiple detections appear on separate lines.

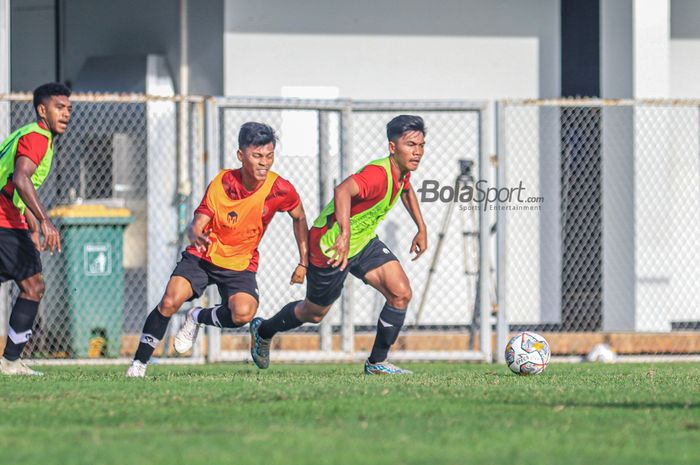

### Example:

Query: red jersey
xmin=0 ymin=122 xmax=51 ymax=230
xmin=186 ymin=169 xmax=300 ymax=272
xmin=309 ymin=163 xmax=411 ymax=267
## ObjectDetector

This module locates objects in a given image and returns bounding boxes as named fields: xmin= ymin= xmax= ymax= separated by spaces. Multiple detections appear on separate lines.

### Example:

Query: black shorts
xmin=0 ymin=227 xmax=42 ymax=283
xmin=171 ymin=252 xmax=259 ymax=302
xmin=306 ymin=237 xmax=398 ymax=307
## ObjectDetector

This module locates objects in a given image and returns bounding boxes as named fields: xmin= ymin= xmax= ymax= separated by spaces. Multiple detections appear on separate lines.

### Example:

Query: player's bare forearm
xmin=402 ymin=186 xmax=428 ymax=260
xmin=24 ymin=207 xmax=39 ymax=232
xmin=333 ymin=177 xmax=359 ymax=237
xmin=15 ymin=157 xmax=61 ymax=252
xmin=333 ymin=178 xmax=357 ymax=236
xmin=288 ymin=203 xmax=309 ymax=284
xmin=401 ymin=186 xmax=427 ymax=233
xmin=289 ymin=203 xmax=309 ymax=266
xmin=187 ymin=213 xmax=212 ymax=252
xmin=24 ymin=208 xmax=42 ymax=251
xmin=13 ymin=160 xmax=49 ymax=223
xmin=326 ymin=177 xmax=359 ymax=270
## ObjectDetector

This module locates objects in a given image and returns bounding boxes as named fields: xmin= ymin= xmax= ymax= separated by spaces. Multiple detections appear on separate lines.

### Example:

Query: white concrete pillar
xmin=0 ymin=0 xmax=9 ymax=132
xmin=600 ymin=0 xmax=671 ymax=330
xmin=0 ymin=0 xmax=10 ymax=336
xmin=146 ymin=55 xmax=178 ymax=311
xmin=0 ymin=0 xmax=8 ymax=94
xmin=634 ymin=0 xmax=670 ymax=98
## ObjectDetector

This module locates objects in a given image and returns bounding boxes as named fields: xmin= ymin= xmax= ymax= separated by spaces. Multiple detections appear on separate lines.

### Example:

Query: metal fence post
xmin=205 ymin=97 xmax=221 ymax=183
xmin=479 ymin=104 xmax=493 ymax=363
xmin=495 ymin=101 xmax=508 ymax=364
xmin=204 ymin=97 xmax=221 ymax=363
xmin=339 ymin=103 xmax=354 ymax=354
xmin=0 ymin=4 xmax=8 ymax=332
xmin=318 ymin=110 xmax=333 ymax=352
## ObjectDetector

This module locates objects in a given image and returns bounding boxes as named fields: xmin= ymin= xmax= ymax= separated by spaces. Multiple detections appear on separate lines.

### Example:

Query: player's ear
xmin=36 ymin=102 xmax=47 ymax=120
xmin=236 ymin=149 xmax=243 ymax=162
xmin=388 ymin=140 xmax=396 ymax=155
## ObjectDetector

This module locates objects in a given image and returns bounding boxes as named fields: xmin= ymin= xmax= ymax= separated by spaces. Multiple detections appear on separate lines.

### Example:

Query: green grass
xmin=1 ymin=362 xmax=699 ymax=465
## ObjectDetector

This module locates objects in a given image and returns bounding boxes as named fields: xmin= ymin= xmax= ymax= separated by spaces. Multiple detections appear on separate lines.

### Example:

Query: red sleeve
xmin=350 ymin=165 xmax=387 ymax=202
xmin=271 ymin=177 xmax=300 ymax=212
xmin=194 ymin=187 xmax=214 ymax=218
xmin=15 ymin=132 xmax=49 ymax=166
xmin=403 ymin=172 xmax=412 ymax=192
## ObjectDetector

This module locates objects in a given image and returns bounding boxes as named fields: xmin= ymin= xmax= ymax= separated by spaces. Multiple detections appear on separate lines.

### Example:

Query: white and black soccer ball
xmin=505 ymin=332 xmax=551 ymax=375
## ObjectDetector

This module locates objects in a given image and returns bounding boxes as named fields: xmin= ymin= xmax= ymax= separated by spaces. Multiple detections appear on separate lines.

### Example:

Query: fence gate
xmin=496 ymin=99 xmax=700 ymax=361
xmin=204 ymin=97 xmax=493 ymax=363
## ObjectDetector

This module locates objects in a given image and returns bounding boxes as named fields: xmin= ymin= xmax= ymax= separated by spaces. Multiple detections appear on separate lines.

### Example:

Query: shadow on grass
xmin=482 ymin=398 xmax=700 ymax=411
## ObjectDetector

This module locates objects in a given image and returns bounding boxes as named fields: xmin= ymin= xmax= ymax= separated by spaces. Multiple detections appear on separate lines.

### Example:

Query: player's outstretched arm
xmin=187 ymin=213 xmax=212 ymax=253
xmin=327 ymin=177 xmax=360 ymax=271
xmin=401 ymin=185 xmax=428 ymax=261
xmin=14 ymin=157 xmax=61 ymax=253
xmin=288 ymin=202 xmax=309 ymax=284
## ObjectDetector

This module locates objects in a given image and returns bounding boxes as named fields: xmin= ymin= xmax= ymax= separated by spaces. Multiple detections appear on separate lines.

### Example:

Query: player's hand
xmin=189 ymin=230 xmax=211 ymax=253
xmin=40 ymin=218 xmax=61 ymax=254
xmin=410 ymin=229 xmax=427 ymax=261
xmin=327 ymin=233 xmax=350 ymax=271
xmin=290 ymin=264 xmax=307 ymax=285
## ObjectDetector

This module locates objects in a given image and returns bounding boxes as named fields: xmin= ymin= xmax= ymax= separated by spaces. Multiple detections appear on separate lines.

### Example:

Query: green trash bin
xmin=43 ymin=204 xmax=133 ymax=358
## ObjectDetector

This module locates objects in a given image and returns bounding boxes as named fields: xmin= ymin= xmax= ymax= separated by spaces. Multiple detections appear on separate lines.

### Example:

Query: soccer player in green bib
xmin=251 ymin=115 xmax=428 ymax=374
xmin=0 ymin=83 xmax=72 ymax=375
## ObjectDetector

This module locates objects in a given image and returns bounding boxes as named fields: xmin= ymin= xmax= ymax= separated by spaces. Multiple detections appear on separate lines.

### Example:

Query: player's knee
xmin=305 ymin=312 xmax=325 ymax=324
xmin=298 ymin=304 xmax=327 ymax=324
xmin=232 ymin=305 xmax=256 ymax=325
xmin=158 ymin=295 xmax=182 ymax=316
xmin=388 ymin=282 xmax=412 ymax=309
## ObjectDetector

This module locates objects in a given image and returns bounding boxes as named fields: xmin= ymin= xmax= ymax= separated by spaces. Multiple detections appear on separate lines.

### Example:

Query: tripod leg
xmin=462 ymin=192 xmax=480 ymax=350
xmin=415 ymin=199 xmax=455 ymax=326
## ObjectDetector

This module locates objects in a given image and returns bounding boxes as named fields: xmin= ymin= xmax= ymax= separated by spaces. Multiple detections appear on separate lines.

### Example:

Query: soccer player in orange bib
xmin=127 ymin=122 xmax=308 ymax=377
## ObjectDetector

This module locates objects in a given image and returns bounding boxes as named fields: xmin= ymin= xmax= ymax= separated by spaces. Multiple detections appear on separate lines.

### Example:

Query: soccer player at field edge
xmin=126 ymin=122 xmax=308 ymax=378
xmin=250 ymin=115 xmax=428 ymax=375
xmin=0 ymin=83 xmax=71 ymax=376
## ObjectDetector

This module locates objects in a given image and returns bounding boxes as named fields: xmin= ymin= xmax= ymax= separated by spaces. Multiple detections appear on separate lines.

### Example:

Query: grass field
xmin=1 ymin=362 xmax=699 ymax=465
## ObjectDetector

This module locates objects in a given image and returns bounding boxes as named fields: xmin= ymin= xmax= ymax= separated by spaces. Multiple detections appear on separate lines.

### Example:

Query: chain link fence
xmin=9 ymin=94 xmax=698 ymax=363
xmin=206 ymin=98 xmax=492 ymax=362
xmin=0 ymin=94 xmax=204 ymax=360
xmin=0 ymin=94 xmax=492 ymax=363
xmin=496 ymin=99 xmax=700 ymax=360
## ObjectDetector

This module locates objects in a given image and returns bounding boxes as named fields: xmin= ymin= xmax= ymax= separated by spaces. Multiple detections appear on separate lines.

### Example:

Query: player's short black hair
xmin=386 ymin=115 xmax=426 ymax=142
xmin=238 ymin=122 xmax=278 ymax=150
xmin=33 ymin=82 xmax=71 ymax=114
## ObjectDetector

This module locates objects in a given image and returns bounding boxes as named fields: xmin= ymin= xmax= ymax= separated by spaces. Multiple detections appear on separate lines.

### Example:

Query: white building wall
xmin=670 ymin=0 xmax=700 ymax=98
xmin=224 ymin=0 xmax=560 ymax=99
xmin=224 ymin=0 xmax=560 ymax=325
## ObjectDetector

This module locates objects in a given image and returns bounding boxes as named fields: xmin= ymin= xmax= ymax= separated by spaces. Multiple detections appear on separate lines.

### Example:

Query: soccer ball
xmin=505 ymin=332 xmax=551 ymax=375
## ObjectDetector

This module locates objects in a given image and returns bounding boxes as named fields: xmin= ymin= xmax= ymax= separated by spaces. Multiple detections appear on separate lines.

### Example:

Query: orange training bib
xmin=204 ymin=169 xmax=278 ymax=271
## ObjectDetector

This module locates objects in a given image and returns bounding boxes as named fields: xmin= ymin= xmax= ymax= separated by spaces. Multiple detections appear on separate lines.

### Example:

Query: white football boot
xmin=126 ymin=360 xmax=147 ymax=378
xmin=0 ymin=357 xmax=43 ymax=376
xmin=174 ymin=307 xmax=202 ymax=354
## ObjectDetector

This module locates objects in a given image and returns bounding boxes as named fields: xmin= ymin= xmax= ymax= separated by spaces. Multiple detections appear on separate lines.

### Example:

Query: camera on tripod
xmin=458 ymin=159 xmax=474 ymax=177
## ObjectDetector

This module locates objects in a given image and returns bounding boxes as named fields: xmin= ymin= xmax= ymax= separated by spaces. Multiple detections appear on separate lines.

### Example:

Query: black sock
xmin=368 ymin=304 xmax=406 ymax=364
xmin=195 ymin=305 xmax=239 ymax=328
xmin=3 ymin=298 xmax=39 ymax=361
xmin=258 ymin=300 xmax=303 ymax=339
xmin=134 ymin=308 xmax=171 ymax=364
